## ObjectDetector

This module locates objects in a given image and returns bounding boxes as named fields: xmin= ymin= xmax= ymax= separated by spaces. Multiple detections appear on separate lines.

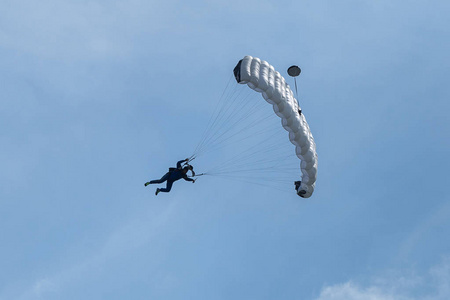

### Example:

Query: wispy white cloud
xmin=427 ymin=257 xmax=450 ymax=300
xmin=314 ymin=256 xmax=450 ymax=300
xmin=316 ymin=281 xmax=409 ymax=300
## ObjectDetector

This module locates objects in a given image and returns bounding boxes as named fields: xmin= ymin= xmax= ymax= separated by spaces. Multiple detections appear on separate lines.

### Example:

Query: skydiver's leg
xmin=145 ymin=173 xmax=169 ymax=186
xmin=159 ymin=180 xmax=174 ymax=193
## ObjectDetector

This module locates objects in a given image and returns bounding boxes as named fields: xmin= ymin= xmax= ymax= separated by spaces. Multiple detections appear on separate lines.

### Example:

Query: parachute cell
xmin=233 ymin=56 xmax=318 ymax=198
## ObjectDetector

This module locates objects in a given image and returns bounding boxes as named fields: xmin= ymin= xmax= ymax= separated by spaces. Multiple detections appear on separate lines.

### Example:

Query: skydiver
xmin=145 ymin=158 xmax=196 ymax=195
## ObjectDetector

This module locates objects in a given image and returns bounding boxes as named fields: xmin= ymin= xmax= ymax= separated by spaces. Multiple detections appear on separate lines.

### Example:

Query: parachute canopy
xmin=232 ymin=56 xmax=317 ymax=198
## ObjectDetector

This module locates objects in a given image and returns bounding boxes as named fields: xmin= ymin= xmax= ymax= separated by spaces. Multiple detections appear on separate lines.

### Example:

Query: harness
xmin=168 ymin=163 xmax=195 ymax=177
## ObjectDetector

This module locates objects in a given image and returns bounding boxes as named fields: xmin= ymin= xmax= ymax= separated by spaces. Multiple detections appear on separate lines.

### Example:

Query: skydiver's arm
xmin=176 ymin=158 xmax=189 ymax=169
xmin=183 ymin=175 xmax=195 ymax=182
xmin=176 ymin=160 xmax=184 ymax=169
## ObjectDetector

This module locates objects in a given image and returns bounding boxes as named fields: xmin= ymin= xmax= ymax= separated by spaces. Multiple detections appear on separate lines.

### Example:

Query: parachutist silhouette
xmin=145 ymin=159 xmax=195 ymax=195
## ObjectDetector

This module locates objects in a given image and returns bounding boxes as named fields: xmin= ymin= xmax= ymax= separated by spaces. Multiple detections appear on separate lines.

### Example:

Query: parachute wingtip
xmin=233 ymin=59 xmax=243 ymax=83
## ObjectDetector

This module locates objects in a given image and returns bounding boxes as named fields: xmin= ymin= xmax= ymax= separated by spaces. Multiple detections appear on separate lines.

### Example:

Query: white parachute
xmin=233 ymin=56 xmax=318 ymax=198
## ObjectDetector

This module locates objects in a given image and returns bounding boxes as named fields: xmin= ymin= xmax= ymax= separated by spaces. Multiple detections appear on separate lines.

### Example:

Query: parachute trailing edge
xmin=233 ymin=56 xmax=318 ymax=198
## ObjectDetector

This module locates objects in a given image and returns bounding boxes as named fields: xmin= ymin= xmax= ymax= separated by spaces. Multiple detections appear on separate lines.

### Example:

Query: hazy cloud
xmin=315 ymin=256 xmax=450 ymax=300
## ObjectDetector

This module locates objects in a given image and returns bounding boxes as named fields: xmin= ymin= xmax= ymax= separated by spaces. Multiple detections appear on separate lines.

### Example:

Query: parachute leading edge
xmin=233 ymin=56 xmax=318 ymax=198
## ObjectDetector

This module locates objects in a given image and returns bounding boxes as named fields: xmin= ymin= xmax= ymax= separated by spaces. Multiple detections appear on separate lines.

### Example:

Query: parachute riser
xmin=294 ymin=77 xmax=299 ymax=100
xmin=287 ymin=65 xmax=301 ymax=110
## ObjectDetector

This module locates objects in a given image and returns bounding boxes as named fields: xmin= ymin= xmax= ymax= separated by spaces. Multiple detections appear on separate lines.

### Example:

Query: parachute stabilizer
xmin=287 ymin=65 xmax=301 ymax=77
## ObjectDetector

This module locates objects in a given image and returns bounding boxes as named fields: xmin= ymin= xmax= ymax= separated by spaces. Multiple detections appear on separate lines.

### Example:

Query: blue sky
xmin=1 ymin=0 xmax=450 ymax=299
